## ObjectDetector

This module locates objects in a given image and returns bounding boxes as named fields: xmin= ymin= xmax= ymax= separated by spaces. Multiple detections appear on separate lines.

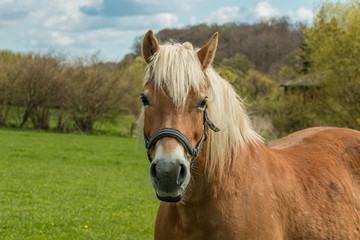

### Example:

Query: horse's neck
xmin=183 ymin=142 xmax=269 ymax=212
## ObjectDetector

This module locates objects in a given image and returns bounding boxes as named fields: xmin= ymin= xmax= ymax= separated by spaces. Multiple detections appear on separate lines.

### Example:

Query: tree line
xmin=0 ymin=51 xmax=145 ymax=134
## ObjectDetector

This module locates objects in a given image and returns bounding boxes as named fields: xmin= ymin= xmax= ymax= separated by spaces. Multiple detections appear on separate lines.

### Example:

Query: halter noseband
xmin=144 ymin=108 xmax=219 ymax=167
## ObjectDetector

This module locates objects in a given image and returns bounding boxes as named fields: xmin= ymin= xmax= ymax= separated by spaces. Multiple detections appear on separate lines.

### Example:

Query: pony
xmin=138 ymin=30 xmax=360 ymax=239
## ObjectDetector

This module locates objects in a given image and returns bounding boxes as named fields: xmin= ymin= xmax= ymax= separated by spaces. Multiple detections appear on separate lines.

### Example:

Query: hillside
xmin=132 ymin=18 xmax=305 ymax=75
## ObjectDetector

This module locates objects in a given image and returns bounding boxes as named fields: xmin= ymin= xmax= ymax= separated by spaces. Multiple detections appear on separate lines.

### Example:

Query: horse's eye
xmin=198 ymin=97 xmax=207 ymax=110
xmin=140 ymin=94 xmax=149 ymax=106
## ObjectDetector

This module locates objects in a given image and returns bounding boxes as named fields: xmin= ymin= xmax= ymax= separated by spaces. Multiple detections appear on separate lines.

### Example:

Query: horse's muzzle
xmin=150 ymin=157 xmax=189 ymax=202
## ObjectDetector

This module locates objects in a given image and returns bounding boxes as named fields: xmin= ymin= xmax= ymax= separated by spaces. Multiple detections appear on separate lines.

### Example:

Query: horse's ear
xmin=142 ymin=30 xmax=159 ymax=64
xmin=197 ymin=32 xmax=218 ymax=69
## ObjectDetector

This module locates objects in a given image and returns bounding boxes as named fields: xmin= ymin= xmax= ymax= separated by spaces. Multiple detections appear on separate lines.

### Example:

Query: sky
xmin=0 ymin=0 xmax=329 ymax=62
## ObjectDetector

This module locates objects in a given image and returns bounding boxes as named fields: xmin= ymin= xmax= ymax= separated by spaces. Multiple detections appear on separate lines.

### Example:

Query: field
xmin=0 ymin=128 xmax=158 ymax=239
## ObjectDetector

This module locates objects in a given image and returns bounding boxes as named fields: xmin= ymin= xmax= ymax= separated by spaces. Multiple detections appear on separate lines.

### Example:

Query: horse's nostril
xmin=177 ymin=163 xmax=187 ymax=185
xmin=150 ymin=163 xmax=159 ymax=183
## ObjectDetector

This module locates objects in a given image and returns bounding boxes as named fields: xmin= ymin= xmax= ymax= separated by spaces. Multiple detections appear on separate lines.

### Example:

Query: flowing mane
xmin=138 ymin=41 xmax=262 ymax=178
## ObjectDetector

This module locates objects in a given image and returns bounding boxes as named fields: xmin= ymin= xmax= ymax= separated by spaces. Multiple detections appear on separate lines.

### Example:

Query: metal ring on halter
xmin=143 ymin=108 xmax=219 ymax=167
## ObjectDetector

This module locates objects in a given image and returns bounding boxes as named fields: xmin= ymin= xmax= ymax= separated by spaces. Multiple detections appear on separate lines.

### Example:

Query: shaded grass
xmin=0 ymin=128 xmax=158 ymax=239
xmin=93 ymin=115 xmax=135 ymax=136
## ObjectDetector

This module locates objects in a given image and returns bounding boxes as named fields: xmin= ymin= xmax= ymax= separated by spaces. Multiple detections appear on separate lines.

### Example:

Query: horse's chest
xmin=155 ymin=207 xmax=245 ymax=240
xmin=161 ymin=222 xmax=234 ymax=240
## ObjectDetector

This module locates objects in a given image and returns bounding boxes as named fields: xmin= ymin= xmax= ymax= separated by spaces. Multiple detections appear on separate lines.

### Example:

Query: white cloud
xmin=147 ymin=13 xmax=179 ymax=29
xmin=51 ymin=32 xmax=74 ymax=46
xmin=74 ymin=13 xmax=179 ymax=32
xmin=204 ymin=1 xmax=312 ymax=25
xmin=29 ymin=40 xmax=37 ymax=47
xmin=77 ymin=28 xmax=139 ymax=48
xmin=0 ymin=0 xmax=14 ymax=4
xmin=190 ymin=16 xmax=197 ymax=25
xmin=23 ymin=0 xmax=179 ymax=32
xmin=254 ymin=0 xmax=280 ymax=19
xmin=205 ymin=6 xmax=245 ymax=24
xmin=31 ymin=0 xmax=103 ymax=31
xmin=0 ymin=0 xmax=101 ymax=29
xmin=0 ymin=0 xmax=179 ymax=53
xmin=133 ymin=0 xmax=200 ymax=14
xmin=288 ymin=7 xmax=314 ymax=23
xmin=0 ymin=0 xmax=318 ymax=61
xmin=204 ymin=1 xmax=283 ymax=25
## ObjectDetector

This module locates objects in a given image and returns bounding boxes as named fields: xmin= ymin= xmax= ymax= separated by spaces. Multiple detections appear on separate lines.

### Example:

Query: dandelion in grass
xmin=84 ymin=225 xmax=88 ymax=229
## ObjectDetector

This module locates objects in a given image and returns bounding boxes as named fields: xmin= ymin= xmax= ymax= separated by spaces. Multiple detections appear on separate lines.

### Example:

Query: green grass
xmin=0 ymin=128 xmax=158 ymax=239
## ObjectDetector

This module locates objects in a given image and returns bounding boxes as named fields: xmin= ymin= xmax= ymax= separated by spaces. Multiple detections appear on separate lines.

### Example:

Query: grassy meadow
xmin=0 ymin=128 xmax=158 ymax=239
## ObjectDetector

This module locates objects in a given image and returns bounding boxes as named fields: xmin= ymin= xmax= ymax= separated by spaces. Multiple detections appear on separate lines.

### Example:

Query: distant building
xmin=280 ymin=71 xmax=325 ymax=96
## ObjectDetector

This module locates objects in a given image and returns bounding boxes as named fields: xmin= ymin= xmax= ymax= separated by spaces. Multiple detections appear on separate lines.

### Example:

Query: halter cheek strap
xmin=143 ymin=108 xmax=219 ymax=167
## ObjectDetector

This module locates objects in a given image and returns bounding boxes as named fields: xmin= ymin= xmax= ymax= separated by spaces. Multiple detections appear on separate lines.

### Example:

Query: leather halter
xmin=144 ymin=107 xmax=219 ymax=167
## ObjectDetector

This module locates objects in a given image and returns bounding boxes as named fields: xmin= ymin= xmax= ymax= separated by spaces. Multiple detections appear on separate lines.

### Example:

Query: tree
xmin=220 ymin=53 xmax=254 ymax=74
xmin=263 ymin=91 xmax=318 ymax=134
xmin=215 ymin=53 xmax=253 ymax=95
xmin=16 ymin=53 xmax=65 ymax=129
xmin=244 ymin=69 xmax=276 ymax=101
xmin=65 ymin=55 xmax=140 ymax=132
xmin=216 ymin=54 xmax=275 ymax=101
xmin=303 ymin=0 xmax=360 ymax=129
xmin=118 ymin=57 xmax=146 ymax=135
xmin=0 ymin=50 xmax=22 ymax=125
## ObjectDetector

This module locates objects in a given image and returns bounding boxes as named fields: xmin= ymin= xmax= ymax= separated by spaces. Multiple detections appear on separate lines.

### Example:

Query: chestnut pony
xmin=138 ymin=30 xmax=360 ymax=239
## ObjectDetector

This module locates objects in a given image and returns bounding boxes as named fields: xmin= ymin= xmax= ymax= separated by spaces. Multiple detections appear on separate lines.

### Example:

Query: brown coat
xmin=155 ymin=127 xmax=360 ymax=239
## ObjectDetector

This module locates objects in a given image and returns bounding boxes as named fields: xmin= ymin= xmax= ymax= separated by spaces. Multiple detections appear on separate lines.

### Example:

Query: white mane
xmin=138 ymin=41 xmax=262 ymax=178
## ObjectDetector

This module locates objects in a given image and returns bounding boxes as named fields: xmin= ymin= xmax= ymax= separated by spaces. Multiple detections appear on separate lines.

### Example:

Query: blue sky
xmin=0 ymin=0 xmax=328 ymax=62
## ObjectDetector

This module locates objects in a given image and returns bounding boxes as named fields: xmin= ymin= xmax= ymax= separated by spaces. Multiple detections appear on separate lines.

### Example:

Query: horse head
xmin=140 ymin=30 xmax=219 ymax=202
